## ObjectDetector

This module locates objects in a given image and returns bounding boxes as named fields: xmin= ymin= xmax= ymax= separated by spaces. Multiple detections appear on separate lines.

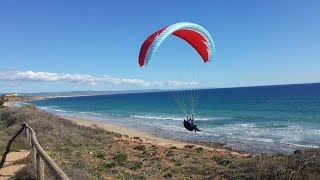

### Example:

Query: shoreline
xmin=3 ymin=100 xmax=249 ymax=157
xmin=63 ymin=115 xmax=250 ymax=157
xmin=7 ymin=98 xmax=320 ymax=155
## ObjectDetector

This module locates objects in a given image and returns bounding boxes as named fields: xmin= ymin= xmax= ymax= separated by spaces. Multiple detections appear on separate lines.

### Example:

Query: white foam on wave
xmin=38 ymin=106 xmax=70 ymax=113
xmin=79 ymin=111 xmax=103 ymax=116
xmin=245 ymin=137 xmax=275 ymax=143
xmin=38 ymin=106 xmax=57 ymax=110
xmin=129 ymin=114 xmax=227 ymax=121
xmin=51 ymin=109 xmax=69 ymax=113
xmin=226 ymin=123 xmax=257 ymax=128
xmin=283 ymin=143 xmax=320 ymax=148
xmin=130 ymin=115 xmax=183 ymax=121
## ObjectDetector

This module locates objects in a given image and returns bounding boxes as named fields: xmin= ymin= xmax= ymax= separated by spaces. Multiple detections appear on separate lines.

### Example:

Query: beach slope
xmin=0 ymin=105 xmax=319 ymax=179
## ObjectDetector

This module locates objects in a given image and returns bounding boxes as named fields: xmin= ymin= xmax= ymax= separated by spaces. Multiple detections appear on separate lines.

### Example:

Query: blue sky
xmin=0 ymin=0 xmax=319 ymax=93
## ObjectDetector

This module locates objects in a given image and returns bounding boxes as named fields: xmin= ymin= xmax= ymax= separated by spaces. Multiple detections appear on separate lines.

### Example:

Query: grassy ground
xmin=0 ymin=105 xmax=319 ymax=179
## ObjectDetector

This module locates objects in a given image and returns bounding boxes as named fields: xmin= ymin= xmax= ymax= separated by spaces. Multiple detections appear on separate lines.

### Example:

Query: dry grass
xmin=1 ymin=105 xmax=319 ymax=179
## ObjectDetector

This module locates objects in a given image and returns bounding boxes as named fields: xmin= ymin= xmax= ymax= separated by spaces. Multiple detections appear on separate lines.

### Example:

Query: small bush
xmin=113 ymin=152 xmax=127 ymax=165
xmin=196 ymin=147 xmax=203 ymax=152
xmin=185 ymin=144 xmax=195 ymax=149
xmin=212 ymin=156 xmax=232 ymax=166
xmin=129 ymin=161 xmax=143 ymax=170
xmin=101 ymin=162 xmax=116 ymax=169
xmin=170 ymin=146 xmax=177 ymax=149
xmin=95 ymin=151 xmax=106 ymax=160
xmin=183 ymin=165 xmax=210 ymax=176
xmin=174 ymin=161 xmax=183 ymax=166
xmin=164 ymin=172 xmax=173 ymax=178
xmin=166 ymin=150 xmax=174 ymax=156
xmin=219 ymin=159 xmax=231 ymax=166
xmin=117 ymin=172 xmax=146 ymax=180
xmin=133 ymin=144 xmax=146 ymax=151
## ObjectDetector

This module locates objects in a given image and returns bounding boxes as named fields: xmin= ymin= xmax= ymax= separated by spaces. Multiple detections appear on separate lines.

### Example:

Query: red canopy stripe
xmin=138 ymin=28 xmax=166 ymax=67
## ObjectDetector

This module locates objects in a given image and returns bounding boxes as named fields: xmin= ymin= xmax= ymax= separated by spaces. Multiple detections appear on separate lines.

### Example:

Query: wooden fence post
xmin=29 ymin=129 xmax=32 ymax=146
xmin=36 ymin=153 xmax=45 ymax=180
xmin=32 ymin=144 xmax=37 ymax=170
xmin=25 ymin=128 xmax=30 ymax=145
xmin=26 ymin=124 xmax=69 ymax=179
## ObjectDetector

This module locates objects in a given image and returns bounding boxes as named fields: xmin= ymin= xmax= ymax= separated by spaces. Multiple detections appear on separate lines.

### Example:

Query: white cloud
xmin=0 ymin=71 xmax=198 ymax=87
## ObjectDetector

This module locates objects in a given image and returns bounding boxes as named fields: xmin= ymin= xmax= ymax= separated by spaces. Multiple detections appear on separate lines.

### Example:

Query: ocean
xmin=29 ymin=83 xmax=320 ymax=154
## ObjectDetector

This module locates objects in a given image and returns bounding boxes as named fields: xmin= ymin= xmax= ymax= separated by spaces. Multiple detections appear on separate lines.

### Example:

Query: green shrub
xmin=129 ymin=161 xmax=142 ymax=170
xmin=117 ymin=172 xmax=146 ymax=180
xmin=166 ymin=150 xmax=174 ymax=156
xmin=164 ymin=172 xmax=173 ymax=178
xmin=212 ymin=156 xmax=232 ymax=166
xmin=174 ymin=161 xmax=183 ymax=166
xmin=170 ymin=146 xmax=177 ymax=149
xmin=196 ymin=147 xmax=203 ymax=152
xmin=133 ymin=144 xmax=146 ymax=151
xmin=113 ymin=152 xmax=127 ymax=165
xmin=184 ymin=144 xmax=195 ymax=149
xmin=95 ymin=151 xmax=106 ymax=160
xmin=101 ymin=162 xmax=116 ymax=169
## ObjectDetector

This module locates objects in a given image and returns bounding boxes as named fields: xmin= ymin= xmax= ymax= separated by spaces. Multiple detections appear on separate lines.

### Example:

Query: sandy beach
xmin=63 ymin=115 xmax=248 ymax=157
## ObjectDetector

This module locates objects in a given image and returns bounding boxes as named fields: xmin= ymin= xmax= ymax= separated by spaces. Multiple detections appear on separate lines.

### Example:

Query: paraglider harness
xmin=183 ymin=114 xmax=201 ymax=132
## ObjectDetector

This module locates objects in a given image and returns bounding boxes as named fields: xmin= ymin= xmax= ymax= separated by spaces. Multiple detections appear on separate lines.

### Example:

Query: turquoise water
xmin=30 ymin=83 xmax=320 ymax=154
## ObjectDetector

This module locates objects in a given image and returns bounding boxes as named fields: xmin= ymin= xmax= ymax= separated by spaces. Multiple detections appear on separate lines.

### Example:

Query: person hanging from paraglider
xmin=183 ymin=114 xmax=201 ymax=132
xmin=138 ymin=22 xmax=215 ymax=132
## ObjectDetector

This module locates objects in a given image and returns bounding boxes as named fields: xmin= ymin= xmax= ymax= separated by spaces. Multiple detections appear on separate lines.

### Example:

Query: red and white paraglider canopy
xmin=138 ymin=22 xmax=215 ymax=67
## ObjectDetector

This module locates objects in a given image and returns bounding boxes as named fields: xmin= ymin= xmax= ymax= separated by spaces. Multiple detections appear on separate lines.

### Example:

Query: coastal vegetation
xmin=0 ymin=95 xmax=7 ymax=107
xmin=0 ymin=105 xmax=319 ymax=179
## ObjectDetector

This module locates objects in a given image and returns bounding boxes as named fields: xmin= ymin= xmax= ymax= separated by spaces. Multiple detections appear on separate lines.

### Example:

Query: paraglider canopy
xmin=138 ymin=22 xmax=215 ymax=132
xmin=138 ymin=22 xmax=215 ymax=67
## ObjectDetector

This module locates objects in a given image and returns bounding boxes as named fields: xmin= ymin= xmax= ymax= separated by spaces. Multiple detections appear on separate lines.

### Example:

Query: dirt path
xmin=0 ymin=150 xmax=30 ymax=179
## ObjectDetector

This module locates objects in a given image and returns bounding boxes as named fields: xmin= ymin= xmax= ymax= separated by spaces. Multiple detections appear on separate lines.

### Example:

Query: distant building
xmin=5 ymin=94 xmax=18 ymax=97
